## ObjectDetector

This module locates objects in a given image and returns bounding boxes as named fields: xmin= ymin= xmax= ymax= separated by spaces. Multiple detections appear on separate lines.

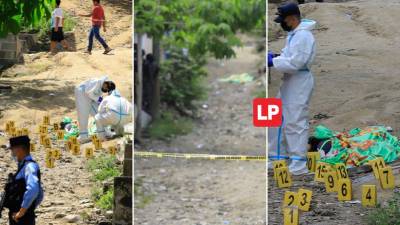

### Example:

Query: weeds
xmin=147 ymin=111 xmax=193 ymax=140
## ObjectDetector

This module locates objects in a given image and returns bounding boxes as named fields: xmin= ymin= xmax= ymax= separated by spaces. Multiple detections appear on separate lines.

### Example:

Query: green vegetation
xmin=364 ymin=193 xmax=400 ymax=225
xmin=87 ymin=155 xmax=121 ymax=210
xmin=134 ymin=177 xmax=154 ymax=209
xmin=253 ymin=88 xmax=266 ymax=98
xmin=147 ymin=110 xmax=193 ymax=140
xmin=0 ymin=0 xmax=55 ymax=37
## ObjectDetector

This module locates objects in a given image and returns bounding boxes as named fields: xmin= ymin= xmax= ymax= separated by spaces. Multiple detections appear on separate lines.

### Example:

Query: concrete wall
xmin=0 ymin=34 xmax=23 ymax=66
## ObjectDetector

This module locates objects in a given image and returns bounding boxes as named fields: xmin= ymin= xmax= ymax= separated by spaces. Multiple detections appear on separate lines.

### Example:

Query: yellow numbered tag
xmin=379 ymin=166 xmax=395 ymax=189
xmin=283 ymin=207 xmax=299 ymax=225
xmin=72 ymin=144 xmax=80 ymax=155
xmin=44 ymin=137 xmax=51 ymax=148
xmin=335 ymin=163 xmax=348 ymax=180
xmin=369 ymin=157 xmax=385 ymax=179
xmin=66 ymin=140 xmax=73 ymax=151
xmin=306 ymin=152 xmax=320 ymax=172
xmin=276 ymin=167 xmax=292 ymax=188
xmin=273 ymin=160 xmax=287 ymax=180
xmin=324 ymin=170 xmax=338 ymax=193
xmin=57 ymin=130 xmax=64 ymax=140
xmin=45 ymin=156 xmax=55 ymax=168
xmin=297 ymin=188 xmax=312 ymax=211
xmin=94 ymin=139 xmax=102 ymax=150
xmin=5 ymin=122 xmax=11 ymax=133
xmin=85 ymin=148 xmax=94 ymax=159
xmin=53 ymin=123 xmax=59 ymax=131
xmin=43 ymin=115 xmax=50 ymax=125
xmin=362 ymin=185 xmax=377 ymax=207
xmin=283 ymin=191 xmax=298 ymax=208
xmin=52 ymin=149 xmax=61 ymax=160
xmin=22 ymin=128 xmax=29 ymax=136
xmin=108 ymin=146 xmax=117 ymax=155
xmin=45 ymin=148 xmax=52 ymax=158
xmin=314 ymin=162 xmax=329 ymax=182
xmin=39 ymin=125 xmax=47 ymax=134
xmin=16 ymin=129 xmax=23 ymax=136
xmin=9 ymin=121 xmax=15 ymax=127
xmin=91 ymin=135 xmax=98 ymax=144
xmin=338 ymin=179 xmax=352 ymax=201
xmin=10 ymin=127 xmax=17 ymax=137
xmin=40 ymin=134 xmax=47 ymax=145
xmin=30 ymin=143 xmax=35 ymax=152
xmin=70 ymin=136 xmax=78 ymax=145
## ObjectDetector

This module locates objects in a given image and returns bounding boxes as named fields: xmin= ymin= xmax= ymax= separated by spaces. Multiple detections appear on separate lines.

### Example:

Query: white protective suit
xmin=75 ymin=76 xmax=109 ymax=140
xmin=269 ymin=19 xmax=316 ymax=175
xmin=95 ymin=90 xmax=132 ymax=138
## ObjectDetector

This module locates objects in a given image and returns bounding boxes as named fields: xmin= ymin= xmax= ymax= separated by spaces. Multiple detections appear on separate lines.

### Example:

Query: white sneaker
xmin=78 ymin=136 xmax=91 ymax=144
xmin=289 ymin=160 xmax=309 ymax=175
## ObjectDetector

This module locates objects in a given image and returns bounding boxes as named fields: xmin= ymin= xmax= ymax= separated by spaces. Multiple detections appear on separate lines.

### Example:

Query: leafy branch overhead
xmin=0 ymin=0 xmax=55 ymax=37
xmin=134 ymin=0 xmax=265 ymax=59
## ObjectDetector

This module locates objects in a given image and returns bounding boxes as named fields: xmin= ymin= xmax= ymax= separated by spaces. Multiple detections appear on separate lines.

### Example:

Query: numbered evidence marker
xmin=108 ymin=146 xmax=117 ymax=155
xmin=94 ymin=139 xmax=102 ymax=150
xmin=85 ymin=147 xmax=94 ymax=159
xmin=297 ymin=188 xmax=312 ymax=211
xmin=53 ymin=123 xmax=59 ymax=131
xmin=337 ymin=179 xmax=352 ymax=201
xmin=70 ymin=136 xmax=78 ymax=145
xmin=91 ymin=135 xmax=98 ymax=144
xmin=45 ymin=156 xmax=55 ymax=168
xmin=379 ymin=166 xmax=395 ymax=189
xmin=306 ymin=152 xmax=320 ymax=172
xmin=40 ymin=134 xmax=47 ymax=145
xmin=66 ymin=140 xmax=73 ymax=151
xmin=52 ymin=149 xmax=61 ymax=160
xmin=44 ymin=137 xmax=51 ymax=148
xmin=16 ymin=129 xmax=23 ymax=136
xmin=5 ymin=121 xmax=12 ymax=133
xmin=335 ymin=163 xmax=349 ymax=180
xmin=39 ymin=125 xmax=47 ymax=134
xmin=273 ymin=160 xmax=287 ymax=180
xmin=22 ymin=128 xmax=29 ymax=136
xmin=72 ymin=144 xmax=81 ymax=155
xmin=276 ymin=167 xmax=292 ymax=188
xmin=283 ymin=191 xmax=298 ymax=208
xmin=362 ymin=185 xmax=377 ymax=207
xmin=43 ymin=115 xmax=50 ymax=125
xmin=10 ymin=127 xmax=17 ymax=137
xmin=369 ymin=157 xmax=385 ymax=179
xmin=324 ymin=170 xmax=339 ymax=193
xmin=30 ymin=143 xmax=36 ymax=152
xmin=314 ymin=162 xmax=330 ymax=182
xmin=283 ymin=207 xmax=299 ymax=225
xmin=57 ymin=130 xmax=64 ymax=140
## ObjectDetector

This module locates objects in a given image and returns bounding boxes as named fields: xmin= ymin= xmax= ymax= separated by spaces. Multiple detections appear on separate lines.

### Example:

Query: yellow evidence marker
xmin=314 ymin=162 xmax=329 ymax=182
xmin=43 ymin=115 xmax=50 ymax=125
xmin=39 ymin=125 xmax=47 ymax=134
xmin=283 ymin=191 xmax=298 ymax=208
xmin=70 ymin=136 xmax=78 ymax=145
xmin=72 ymin=144 xmax=80 ymax=155
xmin=22 ymin=128 xmax=29 ymax=136
xmin=108 ymin=146 xmax=117 ymax=155
xmin=52 ymin=149 xmax=61 ymax=160
xmin=273 ymin=160 xmax=287 ymax=180
xmin=10 ymin=127 xmax=17 ymax=137
xmin=297 ymin=188 xmax=312 ymax=211
xmin=283 ymin=207 xmax=299 ymax=225
xmin=338 ymin=179 xmax=352 ymax=201
xmin=45 ymin=156 xmax=55 ymax=168
xmin=57 ymin=130 xmax=64 ymax=140
xmin=369 ymin=157 xmax=385 ymax=179
xmin=44 ymin=137 xmax=51 ymax=148
xmin=335 ymin=163 xmax=349 ymax=180
xmin=306 ymin=152 xmax=320 ymax=172
xmin=16 ymin=129 xmax=23 ymax=136
xmin=30 ymin=143 xmax=35 ymax=152
xmin=66 ymin=140 xmax=73 ymax=151
xmin=91 ymin=135 xmax=98 ymax=144
xmin=85 ymin=148 xmax=94 ymax=159
xmin=5 ymin=121 xmax=12 ymax=133
xmin=40 ymin=134 xmax=47 ymax=145
xmin=276 ymin=167 xmax=292 ymax=188
xmin=53 ymin=123 xmax=59 ymax=131
xmin=324 ymin=170 xmax=338 ymax=193
xmin=94 ymin=139 xmax=102 ymax=150
xmin=362 ymin=185 xmax=377 ymax=207
xmin=379 ymin=166 xmax=395 ymax=189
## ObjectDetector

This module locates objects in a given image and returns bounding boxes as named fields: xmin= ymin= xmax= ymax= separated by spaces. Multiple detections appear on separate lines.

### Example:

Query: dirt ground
xmin=134 ymin=36 xmax=266 ymax=225
xmin=0 ymin=0 xmax=131 ymax=224
xmin=268 ymin=0 xmax=400 ymax=224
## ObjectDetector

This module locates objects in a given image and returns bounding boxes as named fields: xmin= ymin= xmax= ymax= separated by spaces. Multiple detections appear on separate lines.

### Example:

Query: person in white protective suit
xmin=268 ymin=2 xmax=316 ymax=175
xmin=95 ymin=90 xmax=132 ymax=139
xmin=74 ymin=76 xmax=116 ymax=143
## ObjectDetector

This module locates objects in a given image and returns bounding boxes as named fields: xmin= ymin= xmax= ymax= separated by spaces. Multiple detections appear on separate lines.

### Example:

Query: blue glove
xmin=268 ymin=52 xmax=274 ymax=67
xmin=98 ymin=96 xmax=103 ymax=104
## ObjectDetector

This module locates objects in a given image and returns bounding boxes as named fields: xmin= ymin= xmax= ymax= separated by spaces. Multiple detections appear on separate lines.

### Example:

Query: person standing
xmin=50 ymin=0 xmax=69 ymax=53
xmin=3 ymin=136 xmax=43 ymax=225
xmin=81 ymin=0 xmax=112 ymax=55
xmin=268 ymin=3 xmax=316 ymax=175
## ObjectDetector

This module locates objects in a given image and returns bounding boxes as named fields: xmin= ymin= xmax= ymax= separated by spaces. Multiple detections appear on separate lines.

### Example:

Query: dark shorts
xmin=9 ymin=211 xmax=35 ymax=225
xmin=51 ymin=27 xmax=64 ymax=42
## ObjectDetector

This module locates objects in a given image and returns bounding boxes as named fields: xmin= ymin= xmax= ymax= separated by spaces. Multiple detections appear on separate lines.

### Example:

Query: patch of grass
xmin=134 ymin=177 xmax=154 ymax=209
xmin=87 ymin=155 xmax=121 ymax=182
xmin=91 ymin=187 xmax=114 ymax=210
xmin=147 ymin=111 xmax=193 ymax=140
xmin=253 ymin=88 xmax=266 ymax=98
xmin=364 ymin=192 xmax=400 ymax=225
xmin=63 ymin=12 xmax=76 ymax=32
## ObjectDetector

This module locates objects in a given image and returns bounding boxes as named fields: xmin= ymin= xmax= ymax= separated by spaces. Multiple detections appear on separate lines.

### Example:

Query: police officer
xmin=4 ymin=136 xmax=43 ymax=225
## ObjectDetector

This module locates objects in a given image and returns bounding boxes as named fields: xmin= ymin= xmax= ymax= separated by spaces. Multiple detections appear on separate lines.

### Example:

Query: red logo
xmin=253 ymin=98 xmax=282 ymax=127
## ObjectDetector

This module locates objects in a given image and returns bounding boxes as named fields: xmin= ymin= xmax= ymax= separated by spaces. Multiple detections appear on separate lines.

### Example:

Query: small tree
xmin=0 ymin=0 xmax=55 ymax=37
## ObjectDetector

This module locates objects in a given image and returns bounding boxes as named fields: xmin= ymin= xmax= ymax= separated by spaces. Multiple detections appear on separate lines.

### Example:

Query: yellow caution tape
xmin=134 ymin=151 xmax=266 ymax=161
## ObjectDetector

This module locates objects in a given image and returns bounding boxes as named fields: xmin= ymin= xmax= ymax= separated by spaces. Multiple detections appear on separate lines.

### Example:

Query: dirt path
xmin=268 ymin=0 xmax=400 ymax=224
xmin=0 ymin=0 xmax=131 ymax=224
xmin=134 ymin=36 xmax=266 ymax=225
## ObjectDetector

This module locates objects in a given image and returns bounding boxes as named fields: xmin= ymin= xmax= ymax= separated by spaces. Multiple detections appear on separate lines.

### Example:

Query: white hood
xmin=295 ymin=19 xmax=316 ymax=32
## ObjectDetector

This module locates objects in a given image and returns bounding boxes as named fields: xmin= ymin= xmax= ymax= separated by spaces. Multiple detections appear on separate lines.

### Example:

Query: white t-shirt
xmin=51 ymin=8 xmax=63 ymax=28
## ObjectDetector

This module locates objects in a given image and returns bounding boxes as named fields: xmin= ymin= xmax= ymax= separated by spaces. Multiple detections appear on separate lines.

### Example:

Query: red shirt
xmin=92 ymin=5 xmax=105 ymax=26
